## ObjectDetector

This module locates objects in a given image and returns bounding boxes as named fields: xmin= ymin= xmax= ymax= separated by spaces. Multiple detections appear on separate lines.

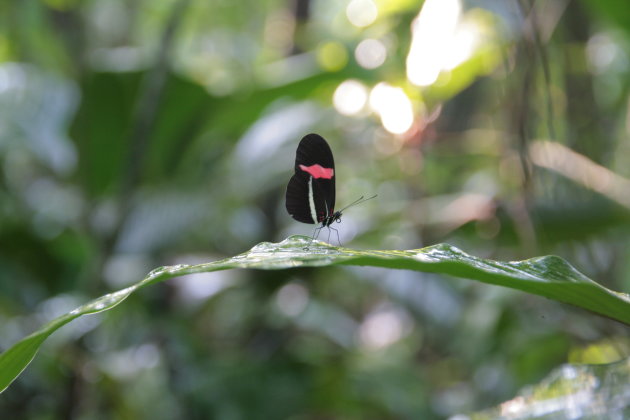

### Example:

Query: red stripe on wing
xmin=299 ymin=164 xmax=334 ymax=179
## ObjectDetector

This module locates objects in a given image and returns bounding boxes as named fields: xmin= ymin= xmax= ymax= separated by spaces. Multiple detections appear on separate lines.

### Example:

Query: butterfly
xmin=285 ymin=133 xmax=375 ymax=244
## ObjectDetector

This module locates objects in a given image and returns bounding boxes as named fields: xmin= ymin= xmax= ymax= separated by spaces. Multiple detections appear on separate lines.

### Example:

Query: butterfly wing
xmin=286 ymin=170 xmax=315 ymax=223
xmin=285 ymin=134 xmax=336 ymax=224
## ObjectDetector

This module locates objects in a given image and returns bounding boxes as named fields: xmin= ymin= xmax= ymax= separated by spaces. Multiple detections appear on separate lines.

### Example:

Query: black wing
xmin=286 ymin=170 xmax=315 ymax=223
xmin=285 ymin=134 xmax=336 ymax=224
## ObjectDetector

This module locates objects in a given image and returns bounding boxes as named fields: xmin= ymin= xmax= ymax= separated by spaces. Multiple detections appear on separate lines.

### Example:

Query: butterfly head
xmin=323 ymin=210 xmax=343 ymax=227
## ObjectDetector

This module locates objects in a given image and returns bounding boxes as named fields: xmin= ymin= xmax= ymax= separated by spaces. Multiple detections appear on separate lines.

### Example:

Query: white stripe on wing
xmin=307 ymin=176 xmax=317 ymax=223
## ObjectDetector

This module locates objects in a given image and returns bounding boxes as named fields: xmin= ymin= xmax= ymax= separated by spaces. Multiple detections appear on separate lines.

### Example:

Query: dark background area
xmin=0 ymin=0 xmax=629 ymax=418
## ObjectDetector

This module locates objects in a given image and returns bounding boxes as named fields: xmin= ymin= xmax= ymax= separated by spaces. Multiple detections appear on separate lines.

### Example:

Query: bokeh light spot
xmin=358 ymin=307 xmax=411 ymax=350
xmin=317 ymin=41 xmax=348 ymax=72
xmin=369 ymin=82 xmax=414 ymax=134
xmin=586 ymin=33 xmax=619 ymax=75
xmin=346 ymin=0 xmax=378 ymax=28
xmin=276 ymin=283 xmax=309 ymax=317
xmin=355 ymin=38 xmax=387 ymax=69
xmin=406 ymin=0 xmax=480 ymax=86
xmin=333 ymin=79 xmax=368 ymax=115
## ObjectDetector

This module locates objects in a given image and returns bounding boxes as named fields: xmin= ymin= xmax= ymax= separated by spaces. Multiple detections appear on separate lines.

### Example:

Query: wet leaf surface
xmin=2 ymin=236 xmax=629 ymax=393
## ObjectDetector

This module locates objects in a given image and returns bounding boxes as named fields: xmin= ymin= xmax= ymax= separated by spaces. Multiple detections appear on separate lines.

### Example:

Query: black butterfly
xmin=285 ymin=133 xmax=375 ymax=244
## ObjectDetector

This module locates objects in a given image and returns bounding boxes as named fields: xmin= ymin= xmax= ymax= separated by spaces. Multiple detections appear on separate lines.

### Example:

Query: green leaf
xmin=1 ymin=236 xmax=629 ymax=393
xmin=70 ymin=72 xmax=140 ymax=197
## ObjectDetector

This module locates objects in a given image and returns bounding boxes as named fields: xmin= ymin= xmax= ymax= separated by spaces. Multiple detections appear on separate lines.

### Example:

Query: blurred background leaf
xmin=1 ymin=0 xmax=630 ymax=418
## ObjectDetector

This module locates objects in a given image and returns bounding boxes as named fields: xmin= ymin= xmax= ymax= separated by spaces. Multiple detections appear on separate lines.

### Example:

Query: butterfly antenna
xmin=338 ymin=194 xmax=377 ymax=213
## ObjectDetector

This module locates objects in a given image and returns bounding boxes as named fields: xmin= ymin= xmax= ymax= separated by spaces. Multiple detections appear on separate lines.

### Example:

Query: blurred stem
xmin=526 ymin=1 xmax=559 ymax=142
xmin=507 ymin=0 xmax=539 ymax=255
xmin=47 ymin=6 xmax=87 ymax=77
xmin=290 ymin=0 xmax=311 ymax=54
xmin=121 ymin=0 xmax=189 ymax=199
xmin=99 ymin=0 xmax=192 ymax=283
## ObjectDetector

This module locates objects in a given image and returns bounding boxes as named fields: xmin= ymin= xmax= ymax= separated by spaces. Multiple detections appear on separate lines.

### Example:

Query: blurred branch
xmin=122 ymin=0 xmax=191 ymax=199
xmin=506 ymin=0 xmax=539 ymax=254
xmin=530 ymin=141 xmax=630 ymax=209
xmin=515 ymin=0 xmax=562 ymax=186
xmin=509 ymin=0 xmax=568 ymax=254
xmin=104 ymin=0 xmax=192 ymax=257
xmin=521 ymin=0 xmax=569 ymax=141
xmin=290 ymin=0 xmax=311 ymax=54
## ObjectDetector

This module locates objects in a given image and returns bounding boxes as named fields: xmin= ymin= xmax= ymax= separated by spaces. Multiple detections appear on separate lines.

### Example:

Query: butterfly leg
xmin=304 ymin=226 xmax=323 ymax=250
xmin=328 ymin=225 xmax=341 ymax=246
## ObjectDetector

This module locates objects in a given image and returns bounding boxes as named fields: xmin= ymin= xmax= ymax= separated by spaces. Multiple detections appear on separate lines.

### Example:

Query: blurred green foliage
xmin=1 ymin=0 xmax=630 ymax=418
